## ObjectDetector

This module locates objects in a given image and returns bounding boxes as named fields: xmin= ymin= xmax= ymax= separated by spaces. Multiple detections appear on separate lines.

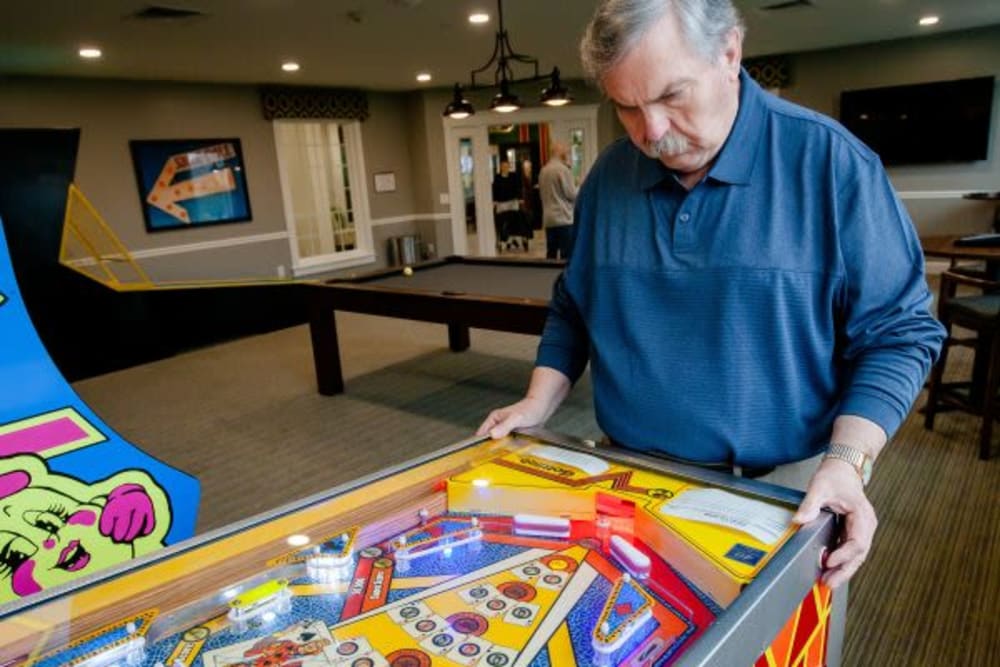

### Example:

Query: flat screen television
xmin=839 ymin=76 xmax=995 ymax=165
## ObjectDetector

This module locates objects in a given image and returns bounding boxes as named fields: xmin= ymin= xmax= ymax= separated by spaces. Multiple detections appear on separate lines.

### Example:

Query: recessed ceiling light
xmin=416 ymin=72 xmax=432 ymax=82
xmin=281 ymin=61 xmax=301 ymax=72
xmin=918 ymin=15 xmax=939 ymax=26
xmin=469 ymin=12 xmax=490 ymax=24
xmin=79 ymin=47 xmax=102 ymax=59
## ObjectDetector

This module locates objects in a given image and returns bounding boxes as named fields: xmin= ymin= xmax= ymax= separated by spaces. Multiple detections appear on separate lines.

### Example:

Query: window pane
xmin=570 ymin=128 xmax=585 ymax=184
xmin=459 ymin=137 xmax=477 ymax=238
xmin=275 ymin=120 xmax=358 ymax=262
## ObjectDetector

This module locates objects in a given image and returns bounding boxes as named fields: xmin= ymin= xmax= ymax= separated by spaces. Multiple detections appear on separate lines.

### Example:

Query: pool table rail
xmin=306 ymin=255 xmax=564 ymax=395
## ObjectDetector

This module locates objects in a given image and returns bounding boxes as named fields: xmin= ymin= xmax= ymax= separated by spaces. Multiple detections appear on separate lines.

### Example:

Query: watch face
xmin=861 ymin=459 xmax=873 ymax=485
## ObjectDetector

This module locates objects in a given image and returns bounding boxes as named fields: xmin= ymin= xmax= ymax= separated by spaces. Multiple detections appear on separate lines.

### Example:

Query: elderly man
xmin=539 ymin=142 xmax=579 ymax=260
xmin=479 ymin=0 xmax=943 ymax=593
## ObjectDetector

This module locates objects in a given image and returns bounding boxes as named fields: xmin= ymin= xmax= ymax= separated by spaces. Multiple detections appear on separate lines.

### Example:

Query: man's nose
xmin=642 ymin=108 xmax=672 ymax=142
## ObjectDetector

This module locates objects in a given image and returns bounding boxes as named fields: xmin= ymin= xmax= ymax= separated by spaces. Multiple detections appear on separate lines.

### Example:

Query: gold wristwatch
xmin=823 ymin=443 xmax=873 ymax=486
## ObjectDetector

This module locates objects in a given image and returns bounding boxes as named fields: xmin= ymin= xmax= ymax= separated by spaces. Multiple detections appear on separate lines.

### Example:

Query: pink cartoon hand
xmin=99 ymin=483 xmax=156 ymax=543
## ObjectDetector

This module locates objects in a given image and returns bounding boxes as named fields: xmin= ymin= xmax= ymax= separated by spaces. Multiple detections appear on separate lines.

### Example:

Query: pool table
xmin=306 ymin=256 xmax=565 ymax=395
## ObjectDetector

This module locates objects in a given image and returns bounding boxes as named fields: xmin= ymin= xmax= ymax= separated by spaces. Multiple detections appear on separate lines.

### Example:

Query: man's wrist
xmin=823 ymin=443 xmax=874 ymax=486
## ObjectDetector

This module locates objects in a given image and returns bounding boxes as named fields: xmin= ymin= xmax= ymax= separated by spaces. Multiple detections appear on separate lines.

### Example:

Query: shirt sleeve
xmin=559 ymin=167 xmax=578 ymax=204
xmin=536 ymin=272 xmax=590 ymax=383
xmin=835 ymin=157 xmax=945 ymax=437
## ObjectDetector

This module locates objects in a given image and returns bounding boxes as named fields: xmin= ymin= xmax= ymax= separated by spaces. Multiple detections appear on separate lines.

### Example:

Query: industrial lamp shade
xmin=444 ymin=84 xmax=475 ymax=119
xmin=490 ymin=79 xmax=522 ymax=113
xmin=541 ymin=67 xmax=572 ymax=107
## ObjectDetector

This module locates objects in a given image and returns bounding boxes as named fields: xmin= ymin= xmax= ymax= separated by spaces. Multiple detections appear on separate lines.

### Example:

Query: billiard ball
xmin=403 ymin=266 xmax=414 ymax=276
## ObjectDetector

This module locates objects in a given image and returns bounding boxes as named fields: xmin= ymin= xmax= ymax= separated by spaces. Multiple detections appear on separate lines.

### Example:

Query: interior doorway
xmin=444 ymin=105 xmax=599 ymax=257
xmin=491 ymin=128 xmax=542 ymax=256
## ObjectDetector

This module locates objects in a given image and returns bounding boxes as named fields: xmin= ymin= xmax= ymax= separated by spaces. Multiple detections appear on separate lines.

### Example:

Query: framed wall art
xmin=129 ymin=138 xmax=253 ymax=232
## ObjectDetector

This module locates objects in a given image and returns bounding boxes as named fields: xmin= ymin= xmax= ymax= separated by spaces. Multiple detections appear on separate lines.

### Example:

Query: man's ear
xmin=720 ymin=26 xmax=743 ymax=79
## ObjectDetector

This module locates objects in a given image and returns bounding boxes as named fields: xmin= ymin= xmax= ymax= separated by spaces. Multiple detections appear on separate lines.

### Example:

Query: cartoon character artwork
xmin=0 ymin=454 xmax=172 ymax=604
xmin=0 ymin=217 xmax=200 ymax=605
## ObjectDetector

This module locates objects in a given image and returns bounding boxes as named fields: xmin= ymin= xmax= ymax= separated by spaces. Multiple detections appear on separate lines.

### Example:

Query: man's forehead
xmin=603 ymin=48 xmax=703 ymax=102
xmin=603 ymin=65 xmax=694 ymax=106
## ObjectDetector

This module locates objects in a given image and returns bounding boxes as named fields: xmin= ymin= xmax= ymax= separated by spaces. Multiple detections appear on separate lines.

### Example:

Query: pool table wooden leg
xmin=309 ymin=306 xmax=344 ymax=395
xmin=448 ymin=323 xmax=470 ymax=351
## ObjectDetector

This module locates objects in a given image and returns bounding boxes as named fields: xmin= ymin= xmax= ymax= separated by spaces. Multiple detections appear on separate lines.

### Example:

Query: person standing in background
xmin=492 ymin=158 xmax=527 ymax=252
xmin=538 ymin=141 xmax=578 ymax=260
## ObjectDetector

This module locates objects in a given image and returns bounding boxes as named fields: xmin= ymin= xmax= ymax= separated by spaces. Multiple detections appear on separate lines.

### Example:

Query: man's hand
xmin=792 ymin=458 xmax=878 ymax=589
xmin=476 ymin=367 xmax=573 ymax=440
xmin=476 ymin=396 xmax=551 ymax=439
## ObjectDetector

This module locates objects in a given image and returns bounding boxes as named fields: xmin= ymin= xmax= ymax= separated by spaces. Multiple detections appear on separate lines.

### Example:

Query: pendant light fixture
xmin=443 ymin=0 xmax=570 ymax=118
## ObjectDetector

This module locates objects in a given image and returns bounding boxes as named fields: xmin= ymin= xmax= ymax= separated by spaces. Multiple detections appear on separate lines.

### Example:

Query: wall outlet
xmin=439 ymin=192 xmax=450 ymax=205
xmin=276 ymin=264 xmax=287 ymax=279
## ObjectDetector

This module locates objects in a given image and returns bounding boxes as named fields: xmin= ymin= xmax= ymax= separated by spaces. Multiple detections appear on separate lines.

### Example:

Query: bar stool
xmin=924 ymin=270 xmax=1000 ymax=459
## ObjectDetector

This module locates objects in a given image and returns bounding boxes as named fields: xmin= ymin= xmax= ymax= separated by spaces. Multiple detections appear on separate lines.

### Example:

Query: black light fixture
xmin=491 ymin=79 xmax=521 ymax=114
xmin=444 ymin=84 xmax=475 ymax=119
xmin=540 ymin=67 xmax=572 ymax=107
xmin=443 ymin=0 xmax=569 ymax=118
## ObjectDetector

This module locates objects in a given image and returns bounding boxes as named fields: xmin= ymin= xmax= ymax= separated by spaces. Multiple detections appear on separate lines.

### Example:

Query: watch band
xmin=823 ymin=443 xmax=873 ymax=486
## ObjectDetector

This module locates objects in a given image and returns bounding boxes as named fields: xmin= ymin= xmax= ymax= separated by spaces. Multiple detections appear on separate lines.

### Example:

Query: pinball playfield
xmin=0 ymin=431 xmax=836 ymax=667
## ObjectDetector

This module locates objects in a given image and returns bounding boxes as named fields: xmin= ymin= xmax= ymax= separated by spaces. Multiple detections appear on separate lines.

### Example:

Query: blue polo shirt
xmin=537 ymin=70 xmax=944 ymax=467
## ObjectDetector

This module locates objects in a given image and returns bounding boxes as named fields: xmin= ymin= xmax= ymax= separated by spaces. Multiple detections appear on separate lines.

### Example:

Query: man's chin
xmin=659 ymin=154 xmax=692 ymax=170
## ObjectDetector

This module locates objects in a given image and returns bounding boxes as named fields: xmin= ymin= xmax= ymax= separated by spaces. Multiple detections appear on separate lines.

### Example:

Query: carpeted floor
xmin=73 ymin=312 xmax=998 ymax=666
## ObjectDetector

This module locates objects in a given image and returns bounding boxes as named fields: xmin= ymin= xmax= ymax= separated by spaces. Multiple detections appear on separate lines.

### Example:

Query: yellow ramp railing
xmin=60 ymin=184 xmax=155 ymax=290
xmin=60 ymin=185 xmax=301 ymax=291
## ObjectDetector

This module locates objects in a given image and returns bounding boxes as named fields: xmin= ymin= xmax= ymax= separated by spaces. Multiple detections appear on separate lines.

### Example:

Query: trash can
xmin=388 ymin=235 xmax=420 ymax=266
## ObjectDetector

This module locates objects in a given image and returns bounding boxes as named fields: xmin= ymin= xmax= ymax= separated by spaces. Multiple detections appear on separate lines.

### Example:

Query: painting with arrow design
xmin=130 ymin=137 xmax=252 ymax=232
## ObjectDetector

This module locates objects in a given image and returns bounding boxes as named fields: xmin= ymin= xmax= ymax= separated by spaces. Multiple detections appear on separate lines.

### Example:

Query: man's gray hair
xmin=580 ymin=0 xmax=744 ymax=86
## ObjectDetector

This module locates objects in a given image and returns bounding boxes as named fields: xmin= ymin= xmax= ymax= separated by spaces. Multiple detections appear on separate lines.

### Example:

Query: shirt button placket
xmin=675 ymin=210 xmax=695 ymax=248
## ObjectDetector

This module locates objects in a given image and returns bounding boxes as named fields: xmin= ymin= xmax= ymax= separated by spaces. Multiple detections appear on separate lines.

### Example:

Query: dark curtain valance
xmin=260 ymin=86 xmax=369 ymax=121
xmin=744 ymin=56 xmax=791 ymax=90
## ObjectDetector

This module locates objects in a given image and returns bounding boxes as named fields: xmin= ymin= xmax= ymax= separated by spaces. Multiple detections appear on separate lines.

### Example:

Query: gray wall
xmin=0 ymin=77 xmax=286 ymax=248
xmin=780 ymin=25 xmax=1000 ymax=235
xmin=364 ymin=92 xmax=418 ymax=219
xmin=0 ymin=77 xmax=424 ymax=279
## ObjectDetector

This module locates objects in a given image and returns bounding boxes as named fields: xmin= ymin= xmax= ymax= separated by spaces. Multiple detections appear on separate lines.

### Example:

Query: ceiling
xmin=1 ymin=1 xmax=998 ymax=91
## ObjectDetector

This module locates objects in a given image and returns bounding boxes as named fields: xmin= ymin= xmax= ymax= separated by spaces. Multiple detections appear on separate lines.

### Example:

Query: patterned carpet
xmin=74 ymin=313 xmax=998 ymax=666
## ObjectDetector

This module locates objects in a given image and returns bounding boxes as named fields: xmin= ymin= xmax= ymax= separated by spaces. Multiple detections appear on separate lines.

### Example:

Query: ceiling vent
xmin=127 ymin=5 xmax=206 ymax=20
xmin=758 ymin=0 xmax=814 ymax=10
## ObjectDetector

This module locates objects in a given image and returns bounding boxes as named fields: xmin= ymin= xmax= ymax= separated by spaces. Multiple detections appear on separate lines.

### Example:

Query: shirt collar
xmin=707 ymin=68 xmax=765 ymax=185
xmin=635 ymin=67 xmax=765 ymax=190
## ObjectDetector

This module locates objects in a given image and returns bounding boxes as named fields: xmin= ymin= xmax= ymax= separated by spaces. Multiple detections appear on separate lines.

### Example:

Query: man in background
xmin=538 ymin=141 xmax=578 ymax=260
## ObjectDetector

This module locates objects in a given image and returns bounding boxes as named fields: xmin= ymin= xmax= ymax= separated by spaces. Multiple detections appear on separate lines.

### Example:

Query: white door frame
xmin=443 ymin=104 xmax=599 ymax=256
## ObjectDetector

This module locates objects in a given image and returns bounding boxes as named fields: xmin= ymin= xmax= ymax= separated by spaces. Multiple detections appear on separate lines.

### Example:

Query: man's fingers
xmin=822 ymin=557 xmax=863 ymax=589
xmin=489 ymin=413 xmax=521 ymax=439
xmin=476 ymin=409 xmax=513 ymax=436
xmin=824 ymin=537 xmax=866 ymax=570
xmin=821 ymin=503 xmax=877 ymax=588
xmin=792 ymin=492 xmax=824 ymax=525
xmin=475 ymin=413 xmax=499 ymax=437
